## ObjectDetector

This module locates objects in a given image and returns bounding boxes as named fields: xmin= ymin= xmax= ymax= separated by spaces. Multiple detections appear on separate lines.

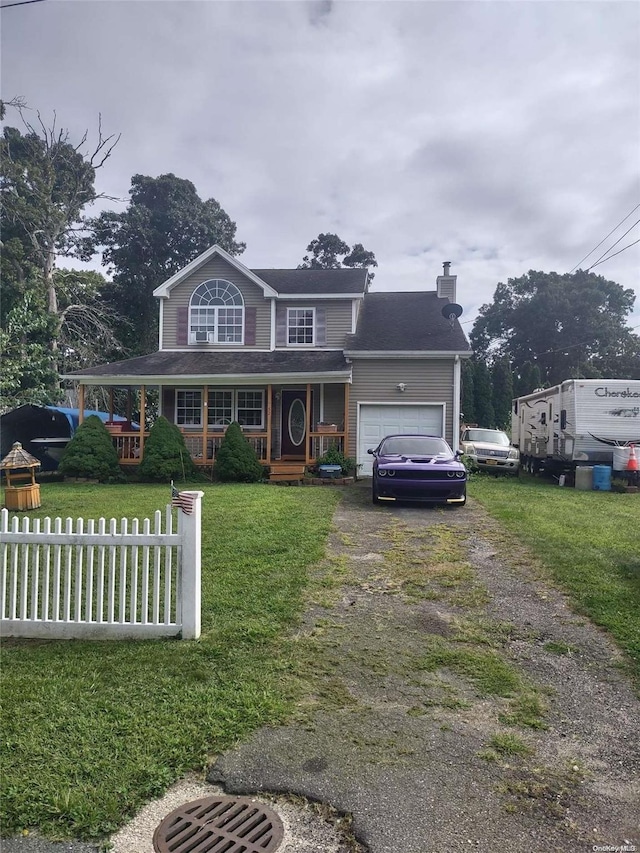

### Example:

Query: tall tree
xmin=299 ymin=233 xmax=377 ymax=279
xmin=513 ymin=362 xmax=542 ymax=398
xmin=0 ymin=291 xmax=59 ymax=411
xmin=461 ymin=359 xmax=476 ymax=425
xmin=0 ymin=106 xmax=120 ymax=364
xmin=90 ymin=174 xmax=246 ymax=356
xmin=470 ymin=270 xmax=639 ymax=386
xmin=472 ymin=360 xmax=495 ymax=428
xmin=491 ymin=357 xmax=513 ymax=430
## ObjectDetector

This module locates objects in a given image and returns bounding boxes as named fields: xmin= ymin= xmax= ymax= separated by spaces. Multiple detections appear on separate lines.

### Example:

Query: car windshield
xmin=379 ymin=436 xmax=451 ymax=457
xmin=465 ymin=429 xmax=510 ymax=446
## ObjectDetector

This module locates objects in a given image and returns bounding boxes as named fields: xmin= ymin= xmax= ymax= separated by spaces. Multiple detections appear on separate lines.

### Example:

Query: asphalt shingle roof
xmin=66 ymin=350 xmax=350 ymax=378
xmin=346 ymin=292 xmax=471 ymax=352
xmin=251 ymin=268 xmax=369 ymax=294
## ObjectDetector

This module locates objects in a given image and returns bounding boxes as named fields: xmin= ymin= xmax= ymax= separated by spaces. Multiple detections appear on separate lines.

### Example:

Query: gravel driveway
xmin=212 ymin=482 xmax=640 ymax=853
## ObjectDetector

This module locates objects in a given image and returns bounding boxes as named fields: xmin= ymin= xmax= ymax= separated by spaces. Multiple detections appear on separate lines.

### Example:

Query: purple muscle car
xmin=369 ymin=434 xmax=467 ymax=507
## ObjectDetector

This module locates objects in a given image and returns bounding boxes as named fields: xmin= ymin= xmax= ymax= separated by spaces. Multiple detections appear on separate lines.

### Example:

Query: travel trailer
xmin=511 ymin=379 xmax=640 ymax=474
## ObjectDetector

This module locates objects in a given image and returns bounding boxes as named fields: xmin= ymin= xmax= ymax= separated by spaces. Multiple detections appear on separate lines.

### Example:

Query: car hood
xmin=462 ymin=441 xmax=511 ymax=452
xmin=377 ymin=453 xmax=463 ymax=467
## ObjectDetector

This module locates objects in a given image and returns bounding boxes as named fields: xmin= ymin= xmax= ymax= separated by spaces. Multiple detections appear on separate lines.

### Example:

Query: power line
xmin=589 ymin=238 xmax=640 ymax=270
xmin=0 ymin=0 xmax=47 ymax=8
xmin=569 ymin=202 xmax=640 ymax=273
xmin=585 ymin=218 xmax=640 ymax=270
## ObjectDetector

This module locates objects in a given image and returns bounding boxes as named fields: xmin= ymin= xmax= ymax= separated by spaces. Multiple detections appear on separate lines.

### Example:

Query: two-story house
xmin=65 ymin=245 xmax=471 ymax=477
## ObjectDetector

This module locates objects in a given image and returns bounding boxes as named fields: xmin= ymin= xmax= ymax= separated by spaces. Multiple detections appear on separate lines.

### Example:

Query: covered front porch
xmin=74 ymin=380 xmax=350 ymax=474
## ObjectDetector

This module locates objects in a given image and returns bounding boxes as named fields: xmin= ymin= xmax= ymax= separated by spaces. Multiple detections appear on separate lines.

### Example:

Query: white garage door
xmin=358 ymin=404 xmax=444 ymax=476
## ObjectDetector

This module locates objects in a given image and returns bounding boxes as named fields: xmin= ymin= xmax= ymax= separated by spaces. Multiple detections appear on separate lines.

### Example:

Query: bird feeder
xmin=1 ymin=442 xmax=42 ymax=511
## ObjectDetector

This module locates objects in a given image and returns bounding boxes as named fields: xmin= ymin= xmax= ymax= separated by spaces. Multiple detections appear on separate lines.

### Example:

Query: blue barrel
xmin=592 ymin=465 xmax=612 ymax=491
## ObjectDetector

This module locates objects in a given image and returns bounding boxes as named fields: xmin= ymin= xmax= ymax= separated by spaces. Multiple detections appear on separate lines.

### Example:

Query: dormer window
xmin=189 ymin=279 xmax=244 ymax=344
xmin=287 ymin=308 xmax=315 ymax=346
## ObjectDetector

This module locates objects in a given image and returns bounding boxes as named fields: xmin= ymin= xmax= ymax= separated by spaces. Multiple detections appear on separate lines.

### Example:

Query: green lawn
xmin=470 ymin=475 xmax=640 ymax=678
xmin=0 ymin=482 xmax=339 ymax=840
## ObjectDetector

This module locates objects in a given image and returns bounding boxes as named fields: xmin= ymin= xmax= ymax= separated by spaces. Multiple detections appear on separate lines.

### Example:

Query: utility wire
xmin=589 ymin=239 xmax=640 ymax=270
xmin=0 ymin=0 xmax=47 ymax=8
xmin=586 ymin=219 xmax=640 ymax=270
xmin=569 ymin=202 xmax=640 ymax=273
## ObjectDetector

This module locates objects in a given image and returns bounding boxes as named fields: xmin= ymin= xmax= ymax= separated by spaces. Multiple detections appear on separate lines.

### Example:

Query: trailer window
xmin=560 ymin=409 xmax=567 ymax=430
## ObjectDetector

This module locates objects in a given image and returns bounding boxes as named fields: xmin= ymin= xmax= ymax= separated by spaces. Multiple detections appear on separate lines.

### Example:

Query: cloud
xmin=2 ymin=0 xmax=638 ymax=329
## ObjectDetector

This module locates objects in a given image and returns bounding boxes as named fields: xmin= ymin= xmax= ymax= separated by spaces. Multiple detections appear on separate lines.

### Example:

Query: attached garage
xmin=357 ymin=403 xmax=445 ymax=475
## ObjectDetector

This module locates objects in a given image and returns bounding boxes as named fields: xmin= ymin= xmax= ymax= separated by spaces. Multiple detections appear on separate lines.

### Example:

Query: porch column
xmin=78 ymin=384 xmax=85 ymax=424
xmin=343 ymin=382 xmax=350 ymax=458
xmin=305 ymin=383 xmax=312 ymax=465
xmin=109 ymin=388 xmax=114 ymax=421
xmin=140 ymin=385 xmax=146 ymax=458
xmin=126 ymin=389 xmax=132 ymax=422
xmin=266 ymin=385 xmax=272 ymax=464
xmin=202 ymin=385 xmax=208 ymax=461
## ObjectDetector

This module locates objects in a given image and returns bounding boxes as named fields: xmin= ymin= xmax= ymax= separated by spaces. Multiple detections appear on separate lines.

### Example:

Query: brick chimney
xmin=436 ymin=261 xmax=456 ymax=301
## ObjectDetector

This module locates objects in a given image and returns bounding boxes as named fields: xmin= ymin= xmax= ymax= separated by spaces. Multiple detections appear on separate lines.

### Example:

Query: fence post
xmin=179 ymin=491 xmax=204 ymax=640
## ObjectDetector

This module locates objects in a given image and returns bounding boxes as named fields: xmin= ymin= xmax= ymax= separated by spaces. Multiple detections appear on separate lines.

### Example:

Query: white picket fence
xmin=0 ymin=492 xmax=203 ymax=640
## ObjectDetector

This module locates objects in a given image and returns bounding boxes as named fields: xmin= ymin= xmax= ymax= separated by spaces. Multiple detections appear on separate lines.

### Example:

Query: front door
xmin=281 ymin=390 xmax=308 ymax=458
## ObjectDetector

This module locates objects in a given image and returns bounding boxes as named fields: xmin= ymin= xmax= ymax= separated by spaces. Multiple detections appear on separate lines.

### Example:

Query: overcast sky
xmin=2 ymin=0 xmax=639 ymax=335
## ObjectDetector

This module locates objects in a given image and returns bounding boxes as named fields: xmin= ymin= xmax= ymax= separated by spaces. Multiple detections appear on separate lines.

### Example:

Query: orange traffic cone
xmin=627 ymin=443 xmax=638 ymax=471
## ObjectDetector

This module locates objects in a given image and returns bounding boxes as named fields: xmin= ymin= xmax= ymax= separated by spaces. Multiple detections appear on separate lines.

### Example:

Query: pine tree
xmin=213 ymin=422 xmax=264 ymax=483
xmin=461 ymin=360 xmax=476 ymax=425
xmin=473 ymin=361 xmax=495 ymax=428
xmin=59 ymin=416 xmax=124 ymax=482
xmin=138 ymin=416 xmax=198 ymax=482
xmin=491 ymin=357 xmax=514 ymax=430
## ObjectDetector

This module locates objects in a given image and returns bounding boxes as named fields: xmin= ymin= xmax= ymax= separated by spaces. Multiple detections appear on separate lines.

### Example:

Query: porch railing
xmin=112 ymin=430 xmax=346 ymax=466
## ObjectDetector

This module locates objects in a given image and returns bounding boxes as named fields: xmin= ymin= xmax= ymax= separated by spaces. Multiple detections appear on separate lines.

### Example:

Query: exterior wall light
xmin=397 ymin=383 xmax=406 ymax=392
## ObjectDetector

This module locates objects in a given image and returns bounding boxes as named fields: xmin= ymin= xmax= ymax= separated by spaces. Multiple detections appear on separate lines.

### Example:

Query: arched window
xmin=189 ymin=280 xmax=244 ymax=344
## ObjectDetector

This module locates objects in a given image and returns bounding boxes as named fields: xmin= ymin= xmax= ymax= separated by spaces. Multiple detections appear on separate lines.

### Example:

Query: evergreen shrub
xmin=212 ymin=422 xmax=264 ymax=483
xmin=138 ymin=416 xmax=198 ymax=482
xmin=59 ymin=415 xmax=124 ymax=483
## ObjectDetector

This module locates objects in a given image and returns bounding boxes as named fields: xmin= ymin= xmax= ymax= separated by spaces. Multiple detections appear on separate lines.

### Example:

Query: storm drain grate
xmin=152 ymin=795 xmax=284 ymax=853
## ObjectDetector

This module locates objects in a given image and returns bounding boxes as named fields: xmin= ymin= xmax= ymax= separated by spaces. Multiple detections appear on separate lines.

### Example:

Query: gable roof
xmin=153 ymin=245 xmax=370 ymax=299
xmin=252 ymin=268 xmax=369 ymax=296
xmin=152 ymin=245 xmax=279 ymax=298
xmin=345 ymin=292 xmax=471 ymax=354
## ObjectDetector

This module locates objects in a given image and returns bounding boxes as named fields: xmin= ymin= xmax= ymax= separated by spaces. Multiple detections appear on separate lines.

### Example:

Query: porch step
xmin=269 ymin=462 xmax=306 ymax=482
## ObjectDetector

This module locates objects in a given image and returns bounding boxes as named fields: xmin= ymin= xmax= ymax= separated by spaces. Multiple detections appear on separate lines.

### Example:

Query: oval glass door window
xmin=288 ymin=399 xmax=306 ymax=447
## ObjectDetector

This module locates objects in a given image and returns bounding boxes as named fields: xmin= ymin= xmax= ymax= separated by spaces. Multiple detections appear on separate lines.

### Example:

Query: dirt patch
xmin=212 ymin=484 xmax=640 ymax=853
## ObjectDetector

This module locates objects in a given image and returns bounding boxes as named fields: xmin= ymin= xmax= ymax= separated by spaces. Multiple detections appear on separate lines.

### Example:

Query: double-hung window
xmin=190 ymin=280 xmax=244 ymax=344
xmin=176 ymin=390 xmax=203 ymax=426
xmin=287 ymin=308 xmax=315 ymax=346
xmin=205 ymin=389 xmax=265 ymax=430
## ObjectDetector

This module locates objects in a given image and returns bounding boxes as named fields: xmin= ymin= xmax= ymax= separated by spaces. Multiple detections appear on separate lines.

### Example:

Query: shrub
xmin=59 ymin=416 xmax=124 ymax=483
xmin=138 ymin=416 xmax=198 ymax=482
xmin=317 ymin=444 xmax=358 ymax=475
xmin=213 ymin=422 xmax=264 ymax=483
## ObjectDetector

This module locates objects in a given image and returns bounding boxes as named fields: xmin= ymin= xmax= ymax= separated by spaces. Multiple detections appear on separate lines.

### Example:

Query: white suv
xmin=460 ymin=428 xmax=520 ymax=475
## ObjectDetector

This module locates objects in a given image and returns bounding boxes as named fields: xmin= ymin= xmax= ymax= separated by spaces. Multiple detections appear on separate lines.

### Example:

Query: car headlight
xmin=378 ymin=468 xmax=387 ymax=477
xmin=455 ymin=471 xmax=466 ymax=478
xmin=387 ymin=469 xmax=396 ymax=477
xmin=508 ymin=449 xmax=519 ymax=459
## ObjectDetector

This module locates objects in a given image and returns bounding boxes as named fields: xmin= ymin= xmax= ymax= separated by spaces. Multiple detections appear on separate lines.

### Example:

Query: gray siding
xmin=275 ymin=300 xmax=353 ymax=349
xmin=162 ymin=257 xmax=270 ymax=349
xmin=348 ymin=358 xmax=455 ymax=452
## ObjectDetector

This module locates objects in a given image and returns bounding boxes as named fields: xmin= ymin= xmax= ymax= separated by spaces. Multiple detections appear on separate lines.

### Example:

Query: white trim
xmin=159 ymin=300 xmax=164 ymax=350
xmin=70 ymin=370 xmax=353 ymax=386
xmin=153 ymin=245 xmax=279 ymax=298
xmin=319 ymin=383 xmax=325 ymax=422
xmin=356 ymin=401 xmax=447 ymax=473
xmin=276 ymin=292 xmax=365 ymax=300
xmin=344 ymin=350 xmax=472 ymax=359
xmin=351 ymin=300 xmax=358 ymax=334
xmin=270 ymin=298 xmax=276 ymax=350
xmin=453 ymin=355 xmax=461 ymax=452
xmin=286 ymin=306 xmax=316 ymax=347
